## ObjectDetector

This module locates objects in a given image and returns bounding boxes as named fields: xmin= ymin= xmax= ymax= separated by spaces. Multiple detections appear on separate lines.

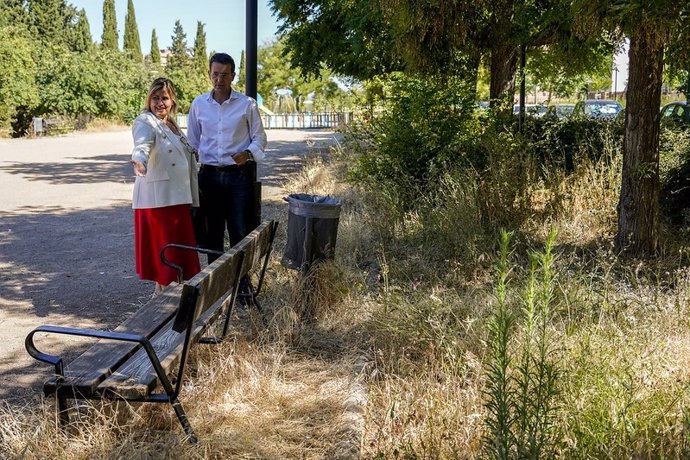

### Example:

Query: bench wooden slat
xmin=97 ymin=290 xmax=234 ymax=399
xmin=44 ymin=285 xmax=183 ymax=396
xmin=238 ymin=221 xmax=274 ymax=278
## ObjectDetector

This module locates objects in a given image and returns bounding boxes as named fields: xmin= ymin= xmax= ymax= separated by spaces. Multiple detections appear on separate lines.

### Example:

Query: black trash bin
xmin=282 ymin=193 xmax=342 ymax=272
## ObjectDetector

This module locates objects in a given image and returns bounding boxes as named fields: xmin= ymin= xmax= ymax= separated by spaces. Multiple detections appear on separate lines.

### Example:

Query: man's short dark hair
xmin=209 ymin=53 xmax=235 ymax=73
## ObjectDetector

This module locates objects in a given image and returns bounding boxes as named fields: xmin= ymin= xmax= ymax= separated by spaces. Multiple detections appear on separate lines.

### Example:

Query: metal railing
xmin=177 ymin=112 xmax=352 ymax=130
xmin=261 ymin=112 xmax=352 ymax=129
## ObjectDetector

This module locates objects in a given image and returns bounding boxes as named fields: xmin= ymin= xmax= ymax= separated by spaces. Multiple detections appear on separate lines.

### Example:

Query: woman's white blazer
xmin=130 ymin=112 xmax=199 ymax=209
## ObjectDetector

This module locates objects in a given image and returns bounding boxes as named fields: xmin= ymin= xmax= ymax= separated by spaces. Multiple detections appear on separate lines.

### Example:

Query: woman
xmin=130 ymin=77 xmax=200 ymax=296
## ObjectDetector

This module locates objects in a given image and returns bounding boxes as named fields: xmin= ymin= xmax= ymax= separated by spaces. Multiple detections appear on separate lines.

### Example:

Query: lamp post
xmin=246 ymin=0 xmax=258 ymax=100
xmin=613 ymin=65 xmax=618 ymax=100
xmin=245 ymin=0 xmax=260 ymax=227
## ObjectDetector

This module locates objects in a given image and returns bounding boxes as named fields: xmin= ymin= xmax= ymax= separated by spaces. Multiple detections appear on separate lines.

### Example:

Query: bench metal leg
xmin=171 ymin=398 xmax=198 ymax=444
xmin=57 ymin=396 xmax=70 ymax=425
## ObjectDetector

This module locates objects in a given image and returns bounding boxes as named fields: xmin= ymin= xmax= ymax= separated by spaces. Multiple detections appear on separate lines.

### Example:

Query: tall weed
xmin=483 ymin=229 xmax=561 ymax=459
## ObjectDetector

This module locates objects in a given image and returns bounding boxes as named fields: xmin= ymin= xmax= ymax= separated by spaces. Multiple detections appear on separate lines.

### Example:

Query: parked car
xmin=513 ymin=103 xmax=548 ymax=117
xmin=660 ymin=101 xmax=689 ymax=127
xmin=574 ymin=99 xmax=623 ymax=120
xmin=545 ymin=103 xmax=576 ymax=119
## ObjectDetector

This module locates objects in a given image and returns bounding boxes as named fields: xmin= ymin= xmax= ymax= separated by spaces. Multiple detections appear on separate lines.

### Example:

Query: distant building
xmin=611 ymin=39 xmax=629 ymax=97
xmin=144 ymin=48 xmax=172 ymax=67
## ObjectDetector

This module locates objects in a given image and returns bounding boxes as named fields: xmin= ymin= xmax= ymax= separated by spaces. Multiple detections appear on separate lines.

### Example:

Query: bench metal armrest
xmin=160 ymin=244 xmax=224 ymax=283
xmin=25 ymin=325 xmax=172 ymax=395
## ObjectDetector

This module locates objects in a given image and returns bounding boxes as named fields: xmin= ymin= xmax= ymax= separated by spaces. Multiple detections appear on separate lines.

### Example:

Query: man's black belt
xmin=200 ymin=163 xmax=247 ymax=172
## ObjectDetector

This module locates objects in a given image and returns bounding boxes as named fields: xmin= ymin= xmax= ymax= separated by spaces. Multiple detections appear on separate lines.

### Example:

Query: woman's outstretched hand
xmin=130 ymin=160 xmax=146 ymax=176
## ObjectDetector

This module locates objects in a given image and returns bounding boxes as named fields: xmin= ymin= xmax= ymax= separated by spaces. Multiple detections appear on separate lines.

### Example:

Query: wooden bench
xmin=25 ymin=220 xmax=278 ymax=443
xmin=44 ymin=118 xmax=71 ymax=135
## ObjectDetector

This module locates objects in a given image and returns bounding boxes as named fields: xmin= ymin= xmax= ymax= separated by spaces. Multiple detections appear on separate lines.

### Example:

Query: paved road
xmin=0 ymin=128 xmax=337 ymax=405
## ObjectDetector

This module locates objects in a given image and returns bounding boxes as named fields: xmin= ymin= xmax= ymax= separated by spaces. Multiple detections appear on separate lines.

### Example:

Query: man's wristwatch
xmin=244 ymin=150 xmax=254 ymax=162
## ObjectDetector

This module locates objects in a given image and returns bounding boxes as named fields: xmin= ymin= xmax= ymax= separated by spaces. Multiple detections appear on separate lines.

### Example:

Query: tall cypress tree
xmin=193 ymin=21 xmax=208 ymax=75
xmin=72 ymin=8 xmax=92 ymax=52
xmin=167 ymin=20 xmax=189 ymax=71
xmin=236 ymin=50 xmax=246 ymax=92
xmin=101 ymin=0 xmax=118 ymax=50
xmin=123 ymin=0 xmax=142 ymax=61
xmin=149 ymin=28 xmax=161 ymax=65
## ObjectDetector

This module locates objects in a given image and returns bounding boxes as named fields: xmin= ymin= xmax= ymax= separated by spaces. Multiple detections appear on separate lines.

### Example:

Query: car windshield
xmin=556 ymin=104 xmax=575 ymax=116
xmin=585 ymin=101 xmax=622 ymax=116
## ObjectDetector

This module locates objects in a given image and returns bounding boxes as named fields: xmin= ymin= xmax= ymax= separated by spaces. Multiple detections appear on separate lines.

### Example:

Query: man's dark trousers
xmin=198 ymin=164 xmax=253 ymax=264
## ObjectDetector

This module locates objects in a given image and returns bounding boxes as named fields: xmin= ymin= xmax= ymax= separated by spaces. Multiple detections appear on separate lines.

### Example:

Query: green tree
xmin=167 ymin=20 xmax=189 ymax=72
xmin=193 ymin=21 xmax=207 ymax=74
xmin=27 ymin=0 xmax=76 ymax=48
xmin=0 ymin=0 xmax=28 ymax=29
xmin=37 ymin=48 xmax=148 ymax=122
xmin=270 ymin=0 xmax=402 ymax=80
xmin=258 ymin=38 xmax=347 ymax=112
xmin=0 ymin=26 xmax=38 ymax=131
xmin=101 ymin=0 xmax=118 ymax=50
xmin=72 ymin=8 xmax=92 ymax=52
xmin=123 ymin=0 xmax=142 ymax=61
xmin=236 ymin=50 xmax=246 ymax=93
xmin=149 ymin=28 xmax=161 ymax=66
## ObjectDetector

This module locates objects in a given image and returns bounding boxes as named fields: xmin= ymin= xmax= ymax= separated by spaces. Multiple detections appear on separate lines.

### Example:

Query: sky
xmin=67 ymin=0 xmax=282 ymax=62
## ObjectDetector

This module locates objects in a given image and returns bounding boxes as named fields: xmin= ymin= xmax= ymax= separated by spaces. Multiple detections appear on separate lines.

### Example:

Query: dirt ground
xmin=0 ymin=128 xmax=338 ymax=406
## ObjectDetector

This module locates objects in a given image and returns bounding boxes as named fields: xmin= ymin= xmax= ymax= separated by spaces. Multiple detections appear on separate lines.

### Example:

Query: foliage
xmin=348 ymin=72 xmax=481 ymax=211
xmin=166 ymin=67 xmax=208 ymax=113
xmin=0 ymin=26 xmax=38 ymax=130
xmin=0 ymin=0 xmax=28 ymax=29
xmin=101 ymin=0 xmax=118 ymax=50
xmin=659 ymin=127 xmax=690 ymax=226
xmin=270 ymin=0 xmax=403 ymax=80
xmin=27 ymin=0 xmax=76 ymax=49
xmin=72 ymin=8 xmax=93 ymax=53
xmin=36 ymin=47 xmax=149 ymax=122
xmin=521 ymin=113 xmax=624 ymax=171
xmin=123 ymin=0 xmax=142 ymax=62
xmin=380 ymin=0 xmax=483 ymax=76
xmin=257 ymin=38 xmax=349 ymax=112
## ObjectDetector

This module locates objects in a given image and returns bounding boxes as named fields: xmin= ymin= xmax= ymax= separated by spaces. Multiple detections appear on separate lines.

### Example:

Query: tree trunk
xmin=489 ymin=41 xmax=519 ymax=113
xmin=486 ymin=1 xmax=519 ymax=115
xmin=614 ymin=27 xmax=664 ymax=256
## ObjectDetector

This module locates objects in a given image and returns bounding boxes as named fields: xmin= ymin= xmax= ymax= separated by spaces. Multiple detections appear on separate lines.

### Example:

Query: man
xmin=187 ymin=53 xmax=267 ymax=263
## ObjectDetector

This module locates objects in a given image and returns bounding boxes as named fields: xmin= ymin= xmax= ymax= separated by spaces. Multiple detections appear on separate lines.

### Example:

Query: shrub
xmin=348 ymin=72 xmax=478 ymax=212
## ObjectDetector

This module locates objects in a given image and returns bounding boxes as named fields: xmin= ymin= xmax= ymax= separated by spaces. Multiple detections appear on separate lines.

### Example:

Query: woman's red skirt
xmin=134 ymin=204 xmax=201 ymax=285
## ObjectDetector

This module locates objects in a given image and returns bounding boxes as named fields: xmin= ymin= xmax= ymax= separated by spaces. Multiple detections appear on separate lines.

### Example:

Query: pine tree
xmin=72 ymin=8 xmax=92 ymax=52
xmin=193 ymin=21 xmax=208 ymax=74
xmin=167 ymin=20 xmax=189 ymax=71
xmin=149 ymin=28 xmax=161 ymax=65
xmin=123 ymin=0 xmax=142 ymax=61
xmin=101 ymin=0 xmax=118 ymax=50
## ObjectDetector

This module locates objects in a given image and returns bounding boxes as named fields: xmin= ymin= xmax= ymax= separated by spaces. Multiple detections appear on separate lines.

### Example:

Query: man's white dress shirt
xmin=186 ymin=90 xmax=267 ymax=166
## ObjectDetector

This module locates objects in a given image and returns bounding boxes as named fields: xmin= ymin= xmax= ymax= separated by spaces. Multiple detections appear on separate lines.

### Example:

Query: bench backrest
xmin=238 ymin=220 xmax=279 ymax=286
xmin=173 ymin=247 xmax=243 ymax=333
xmin=172 ymin=220 xmax=278 ymax=333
